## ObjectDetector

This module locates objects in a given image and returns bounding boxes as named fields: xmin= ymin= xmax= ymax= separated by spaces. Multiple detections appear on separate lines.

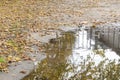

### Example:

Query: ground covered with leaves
xmin=0 ymin=0 xmax=120 ymax=73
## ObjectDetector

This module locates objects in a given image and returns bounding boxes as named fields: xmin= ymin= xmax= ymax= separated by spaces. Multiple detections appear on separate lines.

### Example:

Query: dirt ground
xmin=0 ymin=0 xmax=120 ymax=80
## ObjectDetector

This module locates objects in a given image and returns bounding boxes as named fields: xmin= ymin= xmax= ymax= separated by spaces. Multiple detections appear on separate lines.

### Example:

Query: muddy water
xmin=22 ymin=28 xmax=120 ymax=80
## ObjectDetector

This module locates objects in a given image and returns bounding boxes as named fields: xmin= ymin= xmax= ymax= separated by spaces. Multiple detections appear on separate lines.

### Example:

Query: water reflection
xmin=22 ymin=31 xmax=75 ymax=80
xmin=22 ymin=28 xmax=120 ymax=80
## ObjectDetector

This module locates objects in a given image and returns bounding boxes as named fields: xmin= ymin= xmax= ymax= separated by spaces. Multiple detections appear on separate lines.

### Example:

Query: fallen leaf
xmin=20 ymin=70 xmax=26 ymax=74
xmin=15 ymin=57 xmax=21 ymax=62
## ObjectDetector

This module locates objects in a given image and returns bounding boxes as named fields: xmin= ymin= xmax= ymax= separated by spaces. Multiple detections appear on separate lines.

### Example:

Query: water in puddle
xmin=22 ymin=28 xmax=120 ymax=80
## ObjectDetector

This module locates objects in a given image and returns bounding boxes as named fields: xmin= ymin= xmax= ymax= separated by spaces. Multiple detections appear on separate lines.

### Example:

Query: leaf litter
xmin=0 ymin=0 xmax=120 ymax=74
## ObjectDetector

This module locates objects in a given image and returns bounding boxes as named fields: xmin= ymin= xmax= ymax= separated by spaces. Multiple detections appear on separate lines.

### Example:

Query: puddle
xmin=22 ymin=27 xmax=120 ymax=80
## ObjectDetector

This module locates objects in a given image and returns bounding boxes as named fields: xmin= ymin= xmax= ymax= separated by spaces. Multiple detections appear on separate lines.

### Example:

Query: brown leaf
xmin=20 ymin=70 xmax=26 ymax=74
